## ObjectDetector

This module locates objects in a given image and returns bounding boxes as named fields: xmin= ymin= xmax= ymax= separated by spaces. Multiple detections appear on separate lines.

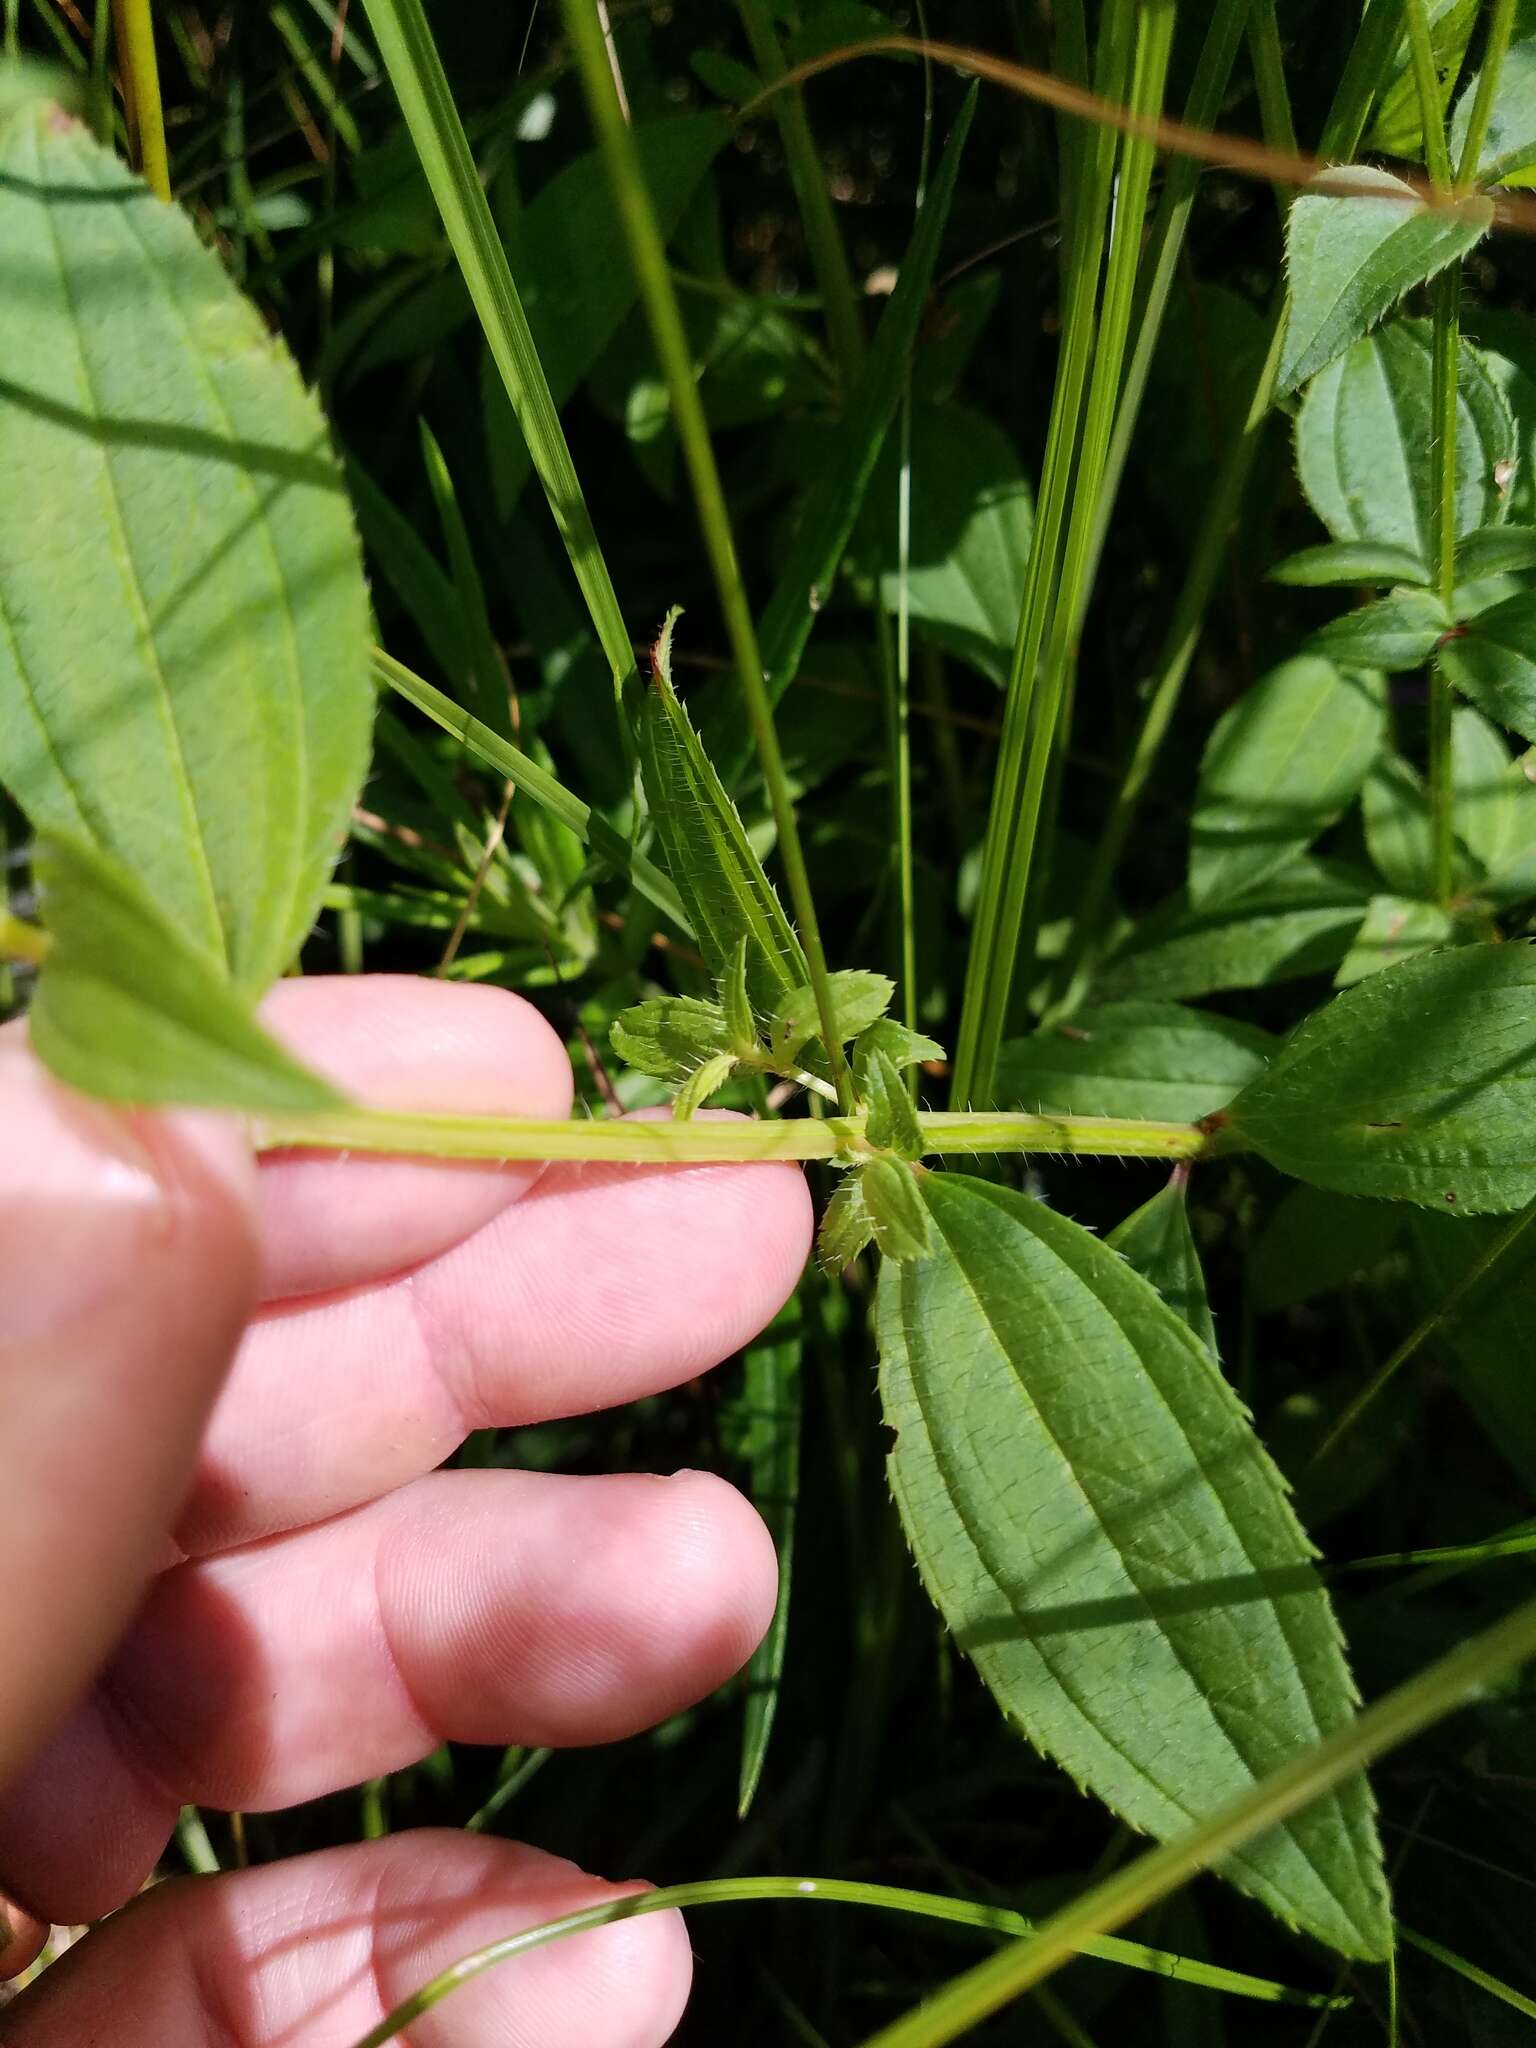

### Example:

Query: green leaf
xmin=863 ymin=1047 xmax=924 ymax=1160
xmin=611 ymin=995 xmax=729 ymax=1079
xmin=1189 ymin=658 xmax=1385 ymax=905
xmin=730 ymin=1298 xmax=803 ymax=1817
xmin=1450 ymin=30 xmax=1536 ymax=187
xmin=1097 ymin=857 xmax=1372 ymax=1003
xmin=1249 ymin=1187 xmax=1403 ymax=1314
xmin=1454 ymin=524 xmax=1536 ymax=580
xmin=817 ymin=1170 xmax=875 ymax=1273
xmin=1269 ymin=540 xmax=1430 ymax=588
xmin=0 ymin=108 xmax=373 ymax=997
xmin=638 ymin=618 xmax=808 ymax=1012
xmin=1361 ymin=751 xmax=1476 ymax=897
xmin=1307 ymin=590 xmax=1450 ymax=671
xmin=1296 ymin=321 xmax=1516 ymax=559
xmin=721 ymin=934 xmax=757 ymax=1053
xmin=1463 ymin=305 xmax=1536 ymax=524
xmin=866 ymin=402 xmax=1035 ymax=686
xmin=878 ymin=1175 xmax=1389 ymax=1959
xmin=1367 ymin=0 xmax=1479 ymax=159
xmin=771 ymin=968 xmax=894 ymax=1061
xmin=29 ymin=837 xmax=342 ymax=1110
xmin=1225 ymin=942 xmax=1536 ymax=1211
xmin=1333 ymin=894 xmax=1457 ymax=986
xmin=1452 ymin=706 xmax=1536 ymax=897
xmin=1107 ymin=1176 xmax=1217 ymax=1359
xmin=1439 ymin=590 xmax=1536 ymax=745
xmin=1277 ymin=169 xmax=1492 ymax=396
xmin=852 ymin=1016 xmax=946 ymax=1088
xmin=1409 ymin=1213 xmax=1536 ymax=1490
xmin=863 ymin=1157 xmax=932 ymax=1263
xmin=997 ymin=1002 xmax=1273 ymax=1123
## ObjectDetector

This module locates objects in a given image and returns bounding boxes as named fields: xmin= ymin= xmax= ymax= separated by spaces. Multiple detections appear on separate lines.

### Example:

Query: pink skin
xmin=0 ymin=977 xmax=812 ymax=2044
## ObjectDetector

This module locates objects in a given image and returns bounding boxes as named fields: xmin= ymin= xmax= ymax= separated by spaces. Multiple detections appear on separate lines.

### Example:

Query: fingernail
xmin=0 ymin=1049 xmax=168 ymax=1347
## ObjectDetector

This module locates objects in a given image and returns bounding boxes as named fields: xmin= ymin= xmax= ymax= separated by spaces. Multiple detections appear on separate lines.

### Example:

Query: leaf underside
xmin=878 ymin=1174 xmax=1390 ymax=1960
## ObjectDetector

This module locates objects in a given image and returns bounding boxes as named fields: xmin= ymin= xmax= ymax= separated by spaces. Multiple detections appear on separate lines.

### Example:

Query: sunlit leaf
xmin=1107 ymin=1176 xmax=1217 ymax=1358
xmin=1440 ymin=590 xmax=1536 ymax=746
xmin=997 ymin=1002 xmax=1272 ymax=1123
xmin=1307 ymin=590 xmax=1450 ymax=671
xmin=1449 ymin=30 xmax=1536 ymax=188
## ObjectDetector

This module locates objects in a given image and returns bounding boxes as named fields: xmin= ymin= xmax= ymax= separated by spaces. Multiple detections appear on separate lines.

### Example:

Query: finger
xmin=184 ymin=1139 xmax=813 ymax=1550
xmin=0 ymin=1833 xmax=691 ymax=2048
xmin=0 ymin=1468 xmax=775 ymax=1921
xmin=0 ymin=1036 xmax=256 ymax=1787
xmin=255 ymin=976 xmax=573 ymax=1300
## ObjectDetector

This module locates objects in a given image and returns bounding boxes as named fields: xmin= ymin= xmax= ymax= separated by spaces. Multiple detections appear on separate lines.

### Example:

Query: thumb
xmin=0 ymin=1031 xmax=258 ymax=1789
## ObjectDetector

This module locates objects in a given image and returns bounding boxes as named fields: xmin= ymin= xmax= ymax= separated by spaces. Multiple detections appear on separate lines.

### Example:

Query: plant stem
xmin=735 ymin=0 xmax=865 ymax=391
xmin=251 ymin=1104 xmax=1209 ymax=1167
xmin=1247 ymin=0 xmax=1298 ymax=201
xmin=112 ymin=0 xmax=170 ymax=200
xmin=1320 ymin=0 xmax=1409 ymax=162
xmin=358 ymin=0 xmax=637 ymax=698
xmin=1404 ymin=0 xmax=1453 ymax=189
xmin=854 ymin=1591 xmax=1536 ymax=2048
xmin=0 ymin=912 xmax=51 ymax=967
xmin=346 ymin=1873 xmax=1338 ymax=2046
xmin=1455 ymin=0 xmax=1518 ymax=183
xmin=563 ymin=0 xmax=852 ymax=1109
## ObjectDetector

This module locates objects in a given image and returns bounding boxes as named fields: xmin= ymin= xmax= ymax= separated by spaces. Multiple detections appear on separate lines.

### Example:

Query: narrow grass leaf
xmin=878 ymin=1174 xmax=1390 ymax=1959
xmin=1225 ymin=941 xmax=1536 ymax=1211
xmin=0 ymin=107 xmax=372 ymax=995
xmin=997 ymin=1002 xmax=1273 ymax=1123
xmin=30 ymin=837 xmax=342 ymax=1109
xmin=1278 ymin=169 xmax=1492 ymax=395
xmin=1189 ymin=657 xmax=1385 ymax=905
xmin=732 ymin=1301 xmax=804 ymax=1817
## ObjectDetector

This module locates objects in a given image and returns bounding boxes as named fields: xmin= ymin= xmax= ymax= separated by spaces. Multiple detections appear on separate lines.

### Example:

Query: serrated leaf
xmin=638 ymin=628 xmax=808 ymax=1013
xmin=29 ymin=836 xmax=342 ymax=1110
xmin=1278 ymin=169 xmax=1492 ymax=395
xmin=1452 ymin=706 xmax=1536 ymax=896
xmin=1107 ymin=1177 xmax=1217 ymax=1359
xmin=863 ymin=1047 xmax=924 ymax=1160
xmin=1333 ymin=894 xmax=1457 ymax=985
xmin=1367 ymin=0 xmax=1479 ymax=159
xmin=1439 ymin=590 xmax=1536 ymax=745
xmin=852 ymin=1016 xmax=946 ymax=1087
xmin=863 ymin=1157 xmax=932 ymax=1262
xmin=0 ymin=109 xmax=373 ymax=999
xmin=817 ymin=1170 xmax=875 ymax=1273
xmin=1097 ymin=857 xmax=1372 ymax=1003
xmin=1297 ymin=322 xmax=1516 ymax=559
xmin=721 ymin=933 xmax=756 ymax=1053
xmin=1450 ymin=31 xmax=1536 ymax=188
xmin=1226 ymin=942 xmax=1536 ymax=1211
xmin=1269 ymin=540 xmax=1430 ymax=588
xmin=673 ymin=1051 xmax=737 ymax=1120
xmin=1307 ymin=590 xmax=1450 ymax=671
xmin=1454 ymin=525 xmax=1536 ymax=580
xmin=771 ymin=968 xmax=894 ymax=1061
xmin=1189 ymin=658 xmax=1385 ymax=905
xmin=878 ymin=1175 xmax=1389 ymax=1958
xmin=611 ymin=994 xmax=730 ymax=1078
xmin=997 ymin=1002 xmax=1273 ymax=1123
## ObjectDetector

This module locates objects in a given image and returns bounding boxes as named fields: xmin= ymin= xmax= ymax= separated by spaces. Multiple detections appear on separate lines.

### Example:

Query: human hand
xmin=0 ymin=976 xmax=812 ymax=2044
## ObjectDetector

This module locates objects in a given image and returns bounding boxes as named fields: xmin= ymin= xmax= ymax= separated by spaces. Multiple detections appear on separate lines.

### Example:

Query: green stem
xmin=735 ymin=0 xmax=865 ymax=390
xmin=563 ymin=0 xmax=851 ymax=1109
xmin=1247 ymin=0 xmax=1298 ymax=193
xmin=113 ymin=0 xmax=170 ymax=200
xmin=1429 ymin=262 xmax=1460 ymax=904
xmin=251 ymin=1105 xmax=1210 ymax=1167
xmin=854 ymin=1592 xmax=1536 ymax=2048
xmin=1455 ymin=0 xmax=1519 ymax=183
xmin=0 ymin=912 xmax=51 ymax=967
xmin=1320 ymin=0 xmax=1409 ymax=161
xmin=1404 ymin=0 xmax=1453 ymax=189
xmin=358 ymin=0 xmax=637 ymax=697
xmin=346 ymin=1874 xmax=1340 ymax=2046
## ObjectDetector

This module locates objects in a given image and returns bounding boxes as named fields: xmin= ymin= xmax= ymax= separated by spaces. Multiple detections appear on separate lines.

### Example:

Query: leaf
xmin=29 ymin=837 xmax=342 ymax=1110
xmin=1278 ymin=168 xmax=1492 ymax=396
xmin=0 ymin=108 xmax=373 ymax=997
xmin=1225 ymin=941 xmax=1536 ymax=1211
xmin=1463 ymin=305 xmax=1536 ymax=524
xmin=1107 ymin=1177 xmax=1218 ymax=1359
xmin=1296 ymin=321 xmax=1516 ymax=560
xmin=996 ymin=1002 xmax=1273 ymax=1123
xmin=817 ymin=1171 xmax=875 ymax=1273
xmin=1367 ymin=0 xmax=1479 ymax=159
xmin=1189 ymin=658 xmax=1385 ymax=905
xmin=611 ymin=995 xmax=729 ymax=1078
xmin=771 ymin=969 xmax=894 ymax=1061
xmin=852 ymin=1016 xmax=946 ymax=1088
xmin=1307 ymin=590 xmax=1450 ymax=671
xmin=1454 ymin=525 xmax=1536 ymax=580
xmin=638 ymin=619 xmax=808 ymax=1013
xmin=863 ymin=1047 xmax=924 ymax=1160
xmin=1361 ymin=751 xmax=1476 ymax=897
xmin=1096 ymin=857 xmax=1372 ymax=1003
xmin=721 ymin=934 xmax=756 ymax=1053
xmin=1450 ymin=30 xmax=1536 ymax=188
xmin=1408 ymin=1213 xmax=1536 ymax=1490
xmin=1269 ymin=540 xmax=1431 ymax=588
xmin=866 ymin=402 xmax=1035 ymax=686
xmin=1439 ymin=590 xmax=1536 ymax=746
xmin=1452 ymin=706 xmax=1536 ymax=896
xmin=864 ymin=1157 xmax=933 ymax=1262
xmin=1249 ymin=1187 xmax=1404 ymax=1314
xmin=1333 ymin=894 xmax=1457 ymax=986
xmin=730 ymin=1298 xmax=804 ymax=1817
xmin=672 ymin=1051 xmax=737 ymax=1120
xmin=878 ymin=1175 xmax=1390 ymax=1959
